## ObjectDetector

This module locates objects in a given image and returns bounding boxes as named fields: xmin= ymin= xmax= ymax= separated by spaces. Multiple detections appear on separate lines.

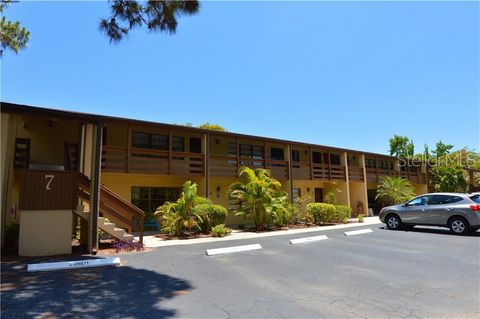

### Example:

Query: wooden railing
xmin=102 ymin=145 xmax=204 ymax=176
xmin=348 ymin=166 xmax=364 ymax=181
xmin=209 ymin=155 xmax=289 ymax=179
xmin=76 ymin=172 xmax=145 ymax=243
xmin=291 ymin=162 xmax=346 ymax=181
xmin=365 ymin=168 xmax=427 ymax=184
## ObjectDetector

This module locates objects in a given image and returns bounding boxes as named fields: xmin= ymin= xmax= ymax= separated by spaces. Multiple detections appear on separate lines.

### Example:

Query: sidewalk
xmin=135 ymin=217 xmax=382 ymax=248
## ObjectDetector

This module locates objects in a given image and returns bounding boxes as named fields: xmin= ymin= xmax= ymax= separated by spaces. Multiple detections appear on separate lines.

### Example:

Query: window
xmin=365 ymin=158 xmax=376 ymax=168
xmin=407 ymin=196 xmax=428 ymax=206
xmin=240 ymin=144 xmax=264 ymax=159
xmin=291 ymin=150 xmax=300 ymax=162
xmin=330 ymin=154 xmax=341 ymax=165
xmin=312 ymin=151 xmax=322 ymax=164
xmin=379 ymin=160 xmax=389 ymax=169
xmin=270 ymin=147 xmax=284 ymax=161
xmin=190 ymin=137 xmax=201 ymax=153
xmin=470 ymin=194 xmax=480 ymax=204
xmin=292 ymin=188 xmax=301 ymax=203
xmin=228 ymin=142 xmax=237 ymax=157
xmin=131 ymin=187 xmax=182 ymax=213
xmin=172 ymin=136 xmax=184 ymax=152
xmin=428 ymin=195 xmax=463 ymax=205
xmin=132 ymin=132 xmax=168 ymax=150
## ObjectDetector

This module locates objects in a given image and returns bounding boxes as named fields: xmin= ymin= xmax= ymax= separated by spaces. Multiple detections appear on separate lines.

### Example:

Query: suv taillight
xmin=470 ymin=204 xmax=480 ymax=211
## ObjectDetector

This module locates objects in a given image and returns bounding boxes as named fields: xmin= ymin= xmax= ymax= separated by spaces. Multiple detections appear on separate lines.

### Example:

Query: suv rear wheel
xmin=386 ymin=214 xmax=402 ymax=230
xmin=449 ymin=216 xmax=469 ymax=235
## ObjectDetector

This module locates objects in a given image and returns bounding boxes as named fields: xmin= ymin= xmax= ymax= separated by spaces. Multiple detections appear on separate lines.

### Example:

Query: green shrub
xmin=211 ymin=224 xmax=232 ymax=237
xmin=306 ymin=203 xmax=337 ymax=224
xmin=358 ymin=214 xmax=365 ymax=223
xmin=268 ymin=199 xmax=296 ymax=227
xmin=193 ymin=204 xmax=228 ymax=232
xmin=342 ymin=217 xmax=349 ymax=224
xmin=335 ymin=205 xmax=352 ymax=222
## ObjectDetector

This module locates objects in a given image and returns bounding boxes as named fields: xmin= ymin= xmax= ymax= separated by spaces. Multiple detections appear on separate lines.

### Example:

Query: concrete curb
xmin=136 ymin=217 xmax=382 ymax=248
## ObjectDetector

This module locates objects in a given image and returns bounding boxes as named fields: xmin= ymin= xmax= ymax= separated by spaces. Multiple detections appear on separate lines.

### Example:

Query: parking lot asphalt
xmin=2 ymin=225 xmax=479 ymax=318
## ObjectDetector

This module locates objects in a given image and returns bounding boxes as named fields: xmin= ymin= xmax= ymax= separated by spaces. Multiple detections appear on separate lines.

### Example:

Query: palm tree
xmin=375 ymin=176 xmax=416 ymax=205
xmin=228 ymin=167 xmax=286 ymax=230
xmin=155 ymin=181 xmax=210 ymax=236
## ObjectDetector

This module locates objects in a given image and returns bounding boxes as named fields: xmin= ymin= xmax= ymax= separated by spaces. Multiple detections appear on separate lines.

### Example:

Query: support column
xmin=204 ymin=133 xmax=210 ymax=198
xmin=89 ymin=122 xmax=103 ymax=255
xmin=287 ymin=144 xmax=293 ymax=203
xmin=343 ymin=152 xmax=351 ymax=207
xmin=360 ymin=154 xmax=369 ymax=215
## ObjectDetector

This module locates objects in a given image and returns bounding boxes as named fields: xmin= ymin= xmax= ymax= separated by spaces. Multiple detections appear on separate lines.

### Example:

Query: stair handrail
xmin=75 ymin=172 xmax=145 ymax=243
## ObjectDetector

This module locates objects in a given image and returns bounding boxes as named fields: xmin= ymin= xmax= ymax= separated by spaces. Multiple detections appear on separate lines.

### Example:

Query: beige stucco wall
xmin=349 ymin=182 xmax=368 ymax=215
xmin=19 ymin=210 xmax=72 ymax=256
xmin=414 ymin=183 xmax=428 ymax=195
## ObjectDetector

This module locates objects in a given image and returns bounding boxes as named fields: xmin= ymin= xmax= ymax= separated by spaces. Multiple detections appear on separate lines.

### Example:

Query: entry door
xmin=402 ymin=196 xmax=429 ymax=224
xmin=314 ymin=188 xmax=323 ymax=203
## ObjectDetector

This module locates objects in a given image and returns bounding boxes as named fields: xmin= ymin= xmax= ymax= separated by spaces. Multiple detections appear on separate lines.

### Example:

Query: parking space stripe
xmin=289 ymin=235 xmax=328 ymax=245
xmin=344 ymin=228 xmax=373 ymax=236
xmin=206 ymin=244 xmax=262 ymax=256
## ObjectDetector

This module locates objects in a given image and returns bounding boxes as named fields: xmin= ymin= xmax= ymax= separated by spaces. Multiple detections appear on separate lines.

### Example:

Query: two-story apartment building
xmin=1 ymin=102 xmax=428 ymax=256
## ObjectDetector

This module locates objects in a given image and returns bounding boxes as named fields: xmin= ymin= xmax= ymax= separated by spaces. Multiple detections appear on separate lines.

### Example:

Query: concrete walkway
xmin=135 ymin=217 xmax=382 ymax=248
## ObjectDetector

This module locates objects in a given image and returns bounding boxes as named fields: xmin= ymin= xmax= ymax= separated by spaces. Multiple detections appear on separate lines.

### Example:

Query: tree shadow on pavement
xmin=1 ymin=256 xmax=193 ymax=319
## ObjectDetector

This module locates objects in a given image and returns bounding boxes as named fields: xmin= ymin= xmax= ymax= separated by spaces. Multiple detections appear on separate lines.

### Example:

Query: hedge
xmin=192 ymin=204 xmax=228 ymax=232
xmin=306 ymin=203 xmax=353 ymax=224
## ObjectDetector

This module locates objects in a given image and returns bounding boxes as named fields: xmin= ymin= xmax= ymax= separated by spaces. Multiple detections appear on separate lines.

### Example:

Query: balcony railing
xmin=348 ymin=166 xmax=364 ymax=181
xmin=209 ymin=155 xmax=289 ymax=180
xmin=102 ymin=145 xmax=204 ymax=176
xmin=365 ymin=167 xmax=427 ymax=184
xmin=291 ymin=162 xmax=346 ymax=181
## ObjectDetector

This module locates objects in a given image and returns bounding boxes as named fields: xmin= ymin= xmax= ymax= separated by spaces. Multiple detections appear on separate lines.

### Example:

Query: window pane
xmin=292 ymin=188 xmax=301 ymax=202
xmin=151 ymin=134 xmax=168 ymax=150
xmin=172 ymin=136 xmax=185 ymax=152
xmin=270 ymin=147 xmax=284 ymax=160
xmin=132 ymin=132 xmax=150 ymax=148
xmin=292 ymin=150 xmax=300 ymax=162
xmin=228 ymin=142 xmax=237 ymax=157
xmin=470 ymin=195 xmax=480 ymax=204
xmin=312 ymin=152 xmax=322 ymax=164
xmin=240 ymin=144 xmax=251 ymax=157
xmin=190 ymin=137 xmax=201 ymax=153
xmin=330 ymin=154 xmax=341 ymax=165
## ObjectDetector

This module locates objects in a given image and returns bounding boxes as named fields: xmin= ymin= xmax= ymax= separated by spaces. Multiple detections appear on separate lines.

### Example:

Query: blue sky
xmin=1 ymin=1 xmax=479 ymax=154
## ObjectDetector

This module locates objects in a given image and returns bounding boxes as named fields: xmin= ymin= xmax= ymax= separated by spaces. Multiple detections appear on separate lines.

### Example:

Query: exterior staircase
xmin=74 ymin=205 xmax=134 ymax=242
xmin=74 ymin=173 xmax=145 ymax=243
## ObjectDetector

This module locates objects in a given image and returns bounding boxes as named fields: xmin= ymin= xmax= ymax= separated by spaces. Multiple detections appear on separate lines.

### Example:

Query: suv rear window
xmin=470 ymin=194 xmax=480 ymax=204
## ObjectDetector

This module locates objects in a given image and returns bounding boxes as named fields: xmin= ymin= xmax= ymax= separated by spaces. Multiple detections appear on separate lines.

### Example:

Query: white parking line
xmin=344 ymin=228 xmax=373 ymax=236
xmin=289 ymin=235 xmax=328 ymax=245
xmin=206 ymin=244 xmax=262 ymax=256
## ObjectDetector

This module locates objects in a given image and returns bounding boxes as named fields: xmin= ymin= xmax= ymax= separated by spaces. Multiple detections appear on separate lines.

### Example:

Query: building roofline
xmin=1 ymin=101 xmax=397 ymax=159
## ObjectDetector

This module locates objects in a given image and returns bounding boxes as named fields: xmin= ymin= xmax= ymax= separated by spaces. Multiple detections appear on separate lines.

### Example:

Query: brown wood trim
xmin=168 ymin=129 xmax=172 ymax=175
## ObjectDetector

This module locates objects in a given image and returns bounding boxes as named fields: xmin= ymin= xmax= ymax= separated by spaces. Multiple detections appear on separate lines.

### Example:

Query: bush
xmin=211 ymin=224 xmax=232 ymax=237
xmin=306 ymin=203 xmax=337 ymax=224
xmin=342 ymin=217 xmax=349 ymax=224
xmin=193 ymin=204 xmax=228 ymax=232
xmin=268 ymin=199 xmax=295 ymax=227
xmin=358 ymin=214 xmax=365 ymax=223
xmin=335 ymin=205 xmax=352 ymax=222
